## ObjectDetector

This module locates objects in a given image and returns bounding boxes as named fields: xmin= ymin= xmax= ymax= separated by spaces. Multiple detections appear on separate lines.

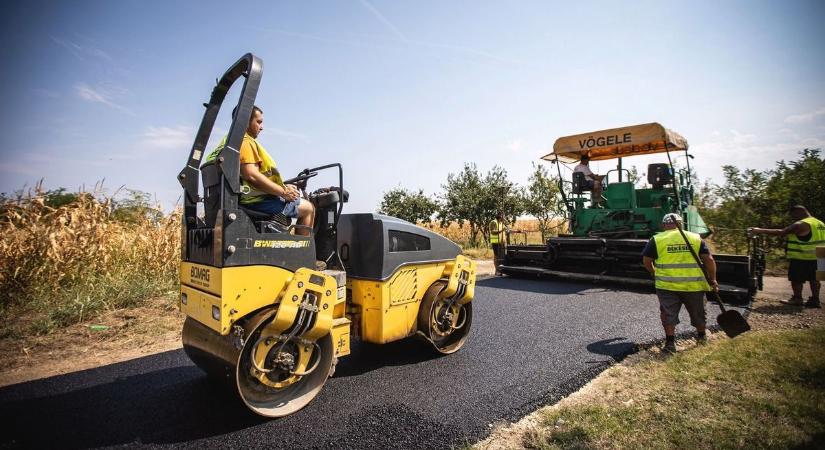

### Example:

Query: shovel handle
xmin=674 ymin=223 xmax=727 ymax=313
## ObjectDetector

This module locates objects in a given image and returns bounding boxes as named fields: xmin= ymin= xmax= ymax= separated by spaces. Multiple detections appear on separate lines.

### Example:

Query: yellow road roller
xmin=176 ymin=54 xmax=476 ymax=417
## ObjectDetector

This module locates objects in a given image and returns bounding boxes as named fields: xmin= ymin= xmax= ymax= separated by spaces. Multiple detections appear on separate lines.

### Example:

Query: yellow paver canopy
xmin=542 ymin=122 xmax=688 ymax=163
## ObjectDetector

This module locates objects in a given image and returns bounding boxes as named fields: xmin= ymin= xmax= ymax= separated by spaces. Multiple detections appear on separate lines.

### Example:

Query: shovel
xmin=675 ymin=223 xmax=751 ymax=338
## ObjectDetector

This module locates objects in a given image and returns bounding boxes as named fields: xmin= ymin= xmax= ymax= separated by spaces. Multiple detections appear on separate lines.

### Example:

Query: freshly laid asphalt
xmin=0 ymin=276 xmax=737 ymax=449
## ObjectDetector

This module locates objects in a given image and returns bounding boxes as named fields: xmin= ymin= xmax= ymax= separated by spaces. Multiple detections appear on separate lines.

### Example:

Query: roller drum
xmin=182 ymin=317 xmax=240 ymax=384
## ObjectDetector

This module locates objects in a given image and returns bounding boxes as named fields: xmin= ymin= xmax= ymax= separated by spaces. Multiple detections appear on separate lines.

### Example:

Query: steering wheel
xmin=283 ymin=169 xmax=318 ymax=191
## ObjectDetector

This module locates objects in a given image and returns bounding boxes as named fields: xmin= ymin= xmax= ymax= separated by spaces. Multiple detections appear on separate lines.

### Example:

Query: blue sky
xmin=1 ymin=0 xmax=824 ymax=213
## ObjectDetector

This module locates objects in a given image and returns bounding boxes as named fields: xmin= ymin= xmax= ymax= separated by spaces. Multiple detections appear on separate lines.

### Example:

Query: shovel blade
xmin=717 ymin=310 xmax=750 ymax=338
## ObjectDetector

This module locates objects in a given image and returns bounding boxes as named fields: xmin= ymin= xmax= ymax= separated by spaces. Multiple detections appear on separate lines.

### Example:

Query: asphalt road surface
xmin=0 ymin=277 xmax=739 ymax=449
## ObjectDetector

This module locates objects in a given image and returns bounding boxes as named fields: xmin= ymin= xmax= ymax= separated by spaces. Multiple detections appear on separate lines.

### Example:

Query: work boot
xmin=804 ymin=297 xmax=821 ymax=309
xmin=315 ymin=260 xmax=328 ymax=271
xmin=663 ymin=338 xmax=677 ymax=354
xmin=696 ymin=332 xmax=707 ymax=345
xmin=780 ymin=296 xmax=804 ymax=306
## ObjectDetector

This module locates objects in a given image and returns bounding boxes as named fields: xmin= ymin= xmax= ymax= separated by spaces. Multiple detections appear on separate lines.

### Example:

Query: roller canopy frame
xmin=178 ymin=53 xmax=264 ymax=221
xmin=542 ymin=122 xmax=688 ymax=163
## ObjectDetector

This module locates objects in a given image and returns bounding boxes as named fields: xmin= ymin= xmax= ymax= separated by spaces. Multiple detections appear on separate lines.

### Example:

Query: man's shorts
xmin=582 ymin=179 xmax=604 ymax=190
xmin=788 ymin=259 xmax=818 ymax=282
xmin=242 ymin=196 xmax=301 ymax=218
xmin=656 ymin=289 xmax=706 ymax=327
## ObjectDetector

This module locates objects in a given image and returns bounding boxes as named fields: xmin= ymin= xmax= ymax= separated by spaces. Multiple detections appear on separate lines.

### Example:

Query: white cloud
xmin=141 ymin=126 xmax=195 ymax=149
xmin=51 ymin=36 xmax=112 ymax=62
xmin=75 ymin=83 xmax=133 ymax=115
xmin=784 ymin=107 xmax=825 ymax=124
xmin=690 ymin=129 xmax=825 ymax=182
xmin=730 ymin=129 xmax=756 ymax=145
xmin=505 ymin=139 xmax=523 ymax=153
xmin=75 ymin=84 xmax=108 ymax=103
xmin=359 ymin=0 xmax=408 ymax=42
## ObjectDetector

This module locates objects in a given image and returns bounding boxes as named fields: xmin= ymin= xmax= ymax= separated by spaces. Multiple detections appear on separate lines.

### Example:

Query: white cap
xmin=662 ymin=213 xmax=683 ymax=225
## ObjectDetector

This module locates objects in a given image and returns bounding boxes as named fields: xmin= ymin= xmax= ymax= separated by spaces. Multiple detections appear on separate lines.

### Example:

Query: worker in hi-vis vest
xmin=642 ymin=213 xmax=718 ymax=354
xmin=489 ymin=212 xmax=506 ymax=276
xmin=749 ymin=205 xmax=823 ymax=308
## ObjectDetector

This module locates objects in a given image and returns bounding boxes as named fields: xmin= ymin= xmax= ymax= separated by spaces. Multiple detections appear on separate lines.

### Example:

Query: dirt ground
xmin=0 ymin=268 xmax=816 ymax=390
xmin=0 ymin=297 xmax=185 ymax=387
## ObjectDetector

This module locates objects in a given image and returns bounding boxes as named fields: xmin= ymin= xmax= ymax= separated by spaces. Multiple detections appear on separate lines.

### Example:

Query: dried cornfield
xmin=420 ymin=218 xmax=563 ymax=247
xmin=0 ymin=186 xmax=566 ymax=337
xmin=0 ymin=186 xmax=180 ymax=335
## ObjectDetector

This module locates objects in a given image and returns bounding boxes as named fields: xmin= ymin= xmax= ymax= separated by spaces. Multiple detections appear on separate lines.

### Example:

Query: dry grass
xmin=0 ymin=185 xmax=180 ymax=337
xmin=462 ymin=247 xmax=493 ymax=260
xmin=420 ymin=221 xmax=480 ymax=247
xmin=421 ymin=218 xmax=557 ymax=248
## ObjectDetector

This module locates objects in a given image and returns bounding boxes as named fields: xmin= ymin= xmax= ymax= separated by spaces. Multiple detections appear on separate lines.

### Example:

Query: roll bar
xmin=177 ymin=53 xmax=264 ymax=224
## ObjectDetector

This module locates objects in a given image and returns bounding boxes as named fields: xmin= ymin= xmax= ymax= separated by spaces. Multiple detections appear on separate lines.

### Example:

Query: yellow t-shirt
xmin=239 ymin=135 xmax=263 ymax=165
xmin=205 ymin=134 xmax=285 ymax=204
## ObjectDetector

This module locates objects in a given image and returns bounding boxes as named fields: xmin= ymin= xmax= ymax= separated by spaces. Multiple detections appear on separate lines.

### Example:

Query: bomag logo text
xmin=254 ymin=240 xmax=310 ymax=249
xmin=190 ymin=266 xmax=210 ymax=282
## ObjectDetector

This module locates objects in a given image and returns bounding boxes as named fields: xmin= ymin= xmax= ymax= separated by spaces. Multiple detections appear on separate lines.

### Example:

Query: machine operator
xmin=205 ymin=105 xmax=315 ymax=236
xmin=574 ymin=155 xmax=605 ymax=206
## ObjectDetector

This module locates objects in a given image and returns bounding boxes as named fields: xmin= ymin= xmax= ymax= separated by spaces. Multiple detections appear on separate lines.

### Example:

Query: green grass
xmin=523 ymin=328 xmax=825 ymax=450
xmin=30 ymin=272 xmax=178 ymax=335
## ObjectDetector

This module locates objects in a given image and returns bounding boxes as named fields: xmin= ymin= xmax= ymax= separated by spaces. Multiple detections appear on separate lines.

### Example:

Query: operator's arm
xmin=240 ymin=164 xmax=298 ymax=201
xmin=749 ymin=222 xmax=808 ymax=237
xmin=643 ymin=256 xmax=655 ymax=275
xmin=642 ymin=237 xmax=656 ymax=275
xmin=700 ymin=252 xmax=718 ymax=291
xmin=698 ymin=240 xmax=718 ymax=291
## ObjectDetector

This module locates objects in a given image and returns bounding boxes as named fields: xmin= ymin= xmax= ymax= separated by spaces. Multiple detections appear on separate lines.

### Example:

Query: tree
xmin=626 ymin=165 xmax=642 ymax=186
xmin=439 ymin=163 xmax=522 ymax=246
xmin=763 ymin=148 xmax=824 ymax=225
xmin=42 ymin=187 xmax=86 ymax=208
xmin=111 ymin=189 xmax=164 ymax=224
xmin=523 ymin=162 xmax=564 ymax=241
xmin=439 ymin=163 xmax=485 ymax=246
xmin=699 ymin=166 xmax=769 ymax=253
xmin=378 ymin=187 xmax=438 ymax=224
xmin=694 ymin=149 xmax=824 ymax=255
xmin=478 ymin=165 xmax=523 ymax=242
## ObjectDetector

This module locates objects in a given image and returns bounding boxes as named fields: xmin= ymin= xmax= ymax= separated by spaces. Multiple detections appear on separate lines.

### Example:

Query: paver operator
xmin=573 ymin=155 xmax=605 ymax=206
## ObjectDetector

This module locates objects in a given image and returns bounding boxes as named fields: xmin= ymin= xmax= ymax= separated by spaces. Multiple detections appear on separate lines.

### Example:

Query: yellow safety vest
xmin=787 ymin=216 xmax=825 ymax=261
xmin=204 ymin=134 xmax=285 ymax=205
xmin=653 ymin=229 xmax=709 ymax=292
xmin=489 ymin=219 xmax=504 ymax=244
